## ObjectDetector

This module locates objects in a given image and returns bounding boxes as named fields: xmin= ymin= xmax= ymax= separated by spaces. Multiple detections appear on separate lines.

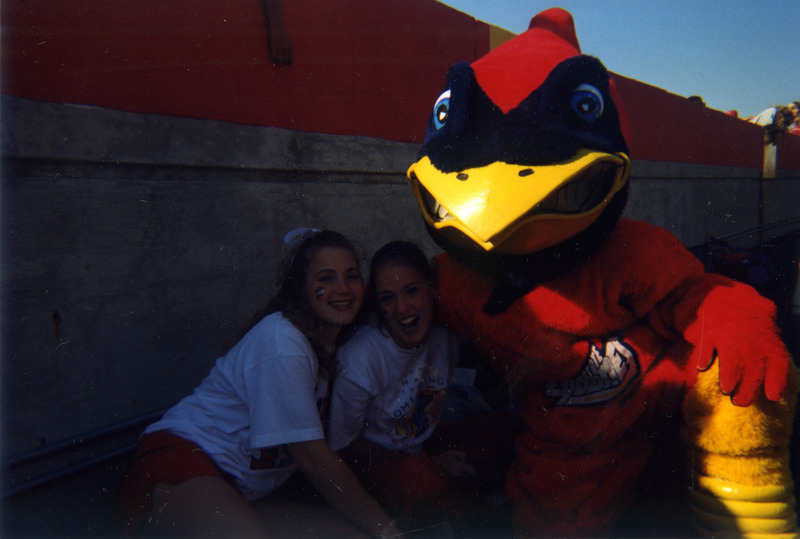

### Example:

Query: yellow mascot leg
xmin=682 ymin=360 xmax=799 ymax=537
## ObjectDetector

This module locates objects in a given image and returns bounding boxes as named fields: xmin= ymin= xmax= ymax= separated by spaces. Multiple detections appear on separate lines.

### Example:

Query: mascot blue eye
xmin=570 ymin=84 xmax=604 ymax=123
xmin=432 ymin=89 xmax=451 ymax=130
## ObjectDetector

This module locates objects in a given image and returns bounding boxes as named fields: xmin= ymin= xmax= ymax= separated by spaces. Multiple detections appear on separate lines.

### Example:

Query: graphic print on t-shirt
xmin=395 ymin=387 xmax=446 ymax=439
xmin=391 ymin=362 xmax=447 ymax=441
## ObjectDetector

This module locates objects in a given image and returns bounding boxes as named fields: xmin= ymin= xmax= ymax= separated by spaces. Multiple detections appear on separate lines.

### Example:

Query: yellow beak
xmin=407 ymin=149 xmax=631 ymax=254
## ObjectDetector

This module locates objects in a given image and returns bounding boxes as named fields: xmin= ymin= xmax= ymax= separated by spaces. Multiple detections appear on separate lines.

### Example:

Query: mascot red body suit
xmin=407 ymin=8 xmax=798 ymax=537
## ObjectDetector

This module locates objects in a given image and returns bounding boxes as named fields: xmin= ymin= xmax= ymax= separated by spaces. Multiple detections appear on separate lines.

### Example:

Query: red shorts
xmin=118 ymin=430 xmax=233 ymax=533
xmin=339 ymin=412 xmax=524 ymax=522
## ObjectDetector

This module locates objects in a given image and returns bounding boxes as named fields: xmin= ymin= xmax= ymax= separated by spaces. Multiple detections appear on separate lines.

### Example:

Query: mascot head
xmin=408 ymin=8 xmax=631 ymax=282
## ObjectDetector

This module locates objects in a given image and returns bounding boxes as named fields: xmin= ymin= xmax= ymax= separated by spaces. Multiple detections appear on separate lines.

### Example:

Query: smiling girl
xmin=328 ymin=241 xmax=523 ymax=532
xmin=119 ymin=229 xmax=400 ymax=538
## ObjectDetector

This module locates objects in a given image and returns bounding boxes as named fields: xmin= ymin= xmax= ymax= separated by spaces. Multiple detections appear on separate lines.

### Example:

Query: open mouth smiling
xmin=330 ymin=300 xmax=354 ymax=311
xmin=534 ymin=160 xmax=617 ymax=214
xmin=398 ymin=315 xmax=420 ymax=330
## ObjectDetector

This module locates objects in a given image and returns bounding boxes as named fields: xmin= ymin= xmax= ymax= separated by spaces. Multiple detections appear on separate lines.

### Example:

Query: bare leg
xmin=140 ymin=476 xmax=268 ymax=537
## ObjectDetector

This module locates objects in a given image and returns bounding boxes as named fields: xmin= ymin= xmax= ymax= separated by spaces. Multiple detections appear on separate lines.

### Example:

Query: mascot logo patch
xmin=545 ymin=338 xmax=639 ymax=406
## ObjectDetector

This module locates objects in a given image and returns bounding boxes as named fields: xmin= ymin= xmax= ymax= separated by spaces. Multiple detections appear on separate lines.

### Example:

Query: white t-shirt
xmin=144 ymin=312 xmax=328 ymax=501
xmin=328 ymin=320 xmax=460 ymax=453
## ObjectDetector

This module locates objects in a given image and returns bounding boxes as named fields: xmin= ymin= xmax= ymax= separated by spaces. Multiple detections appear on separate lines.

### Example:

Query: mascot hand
xmin=689 ymin=286 xmax=791 ymax=406
xmin=705 ymin=330 xmax=791 ymax=407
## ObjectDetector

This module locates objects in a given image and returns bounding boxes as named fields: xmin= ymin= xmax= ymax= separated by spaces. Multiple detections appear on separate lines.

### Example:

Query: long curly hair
xmin=238 ymin=230 xmax=362 ymax=378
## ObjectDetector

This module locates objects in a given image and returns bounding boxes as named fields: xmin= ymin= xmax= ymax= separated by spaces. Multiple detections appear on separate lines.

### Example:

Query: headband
xmin=283 ymin=227 xmax=322 ymax=249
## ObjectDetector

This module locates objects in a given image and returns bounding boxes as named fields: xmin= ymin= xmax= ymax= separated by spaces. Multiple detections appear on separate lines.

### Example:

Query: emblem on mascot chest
xmin=545 ymin=338 xmax=639 ymax=406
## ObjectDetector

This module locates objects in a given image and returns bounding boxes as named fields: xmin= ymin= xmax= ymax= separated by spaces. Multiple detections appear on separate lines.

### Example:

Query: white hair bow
xmin=283 ymin=227 xmax=321 ymax=249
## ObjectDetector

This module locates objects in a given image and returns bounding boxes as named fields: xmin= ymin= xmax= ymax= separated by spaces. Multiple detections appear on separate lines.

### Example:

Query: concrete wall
xmin=626 ymin=161 xmax=800 ymax=248
xmin=3 ymin=95 xmax=800 ymax=463
xmin=1 ymin=96 xmax=434 ymax=460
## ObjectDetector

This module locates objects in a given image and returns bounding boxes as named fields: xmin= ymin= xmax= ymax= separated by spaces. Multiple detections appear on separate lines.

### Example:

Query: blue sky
xmin=440 ymin=1 xmax=799 ymax=118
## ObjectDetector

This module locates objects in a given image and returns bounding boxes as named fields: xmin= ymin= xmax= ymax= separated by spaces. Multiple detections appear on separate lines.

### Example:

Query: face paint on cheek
xmin=315 ymin=287 xmax=326 ymax=299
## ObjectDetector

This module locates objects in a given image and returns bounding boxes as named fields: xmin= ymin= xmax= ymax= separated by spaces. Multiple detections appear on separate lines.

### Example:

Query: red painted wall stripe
xmin=3 ymin=0 xmax=797 ymax=168
xmin=2 ymin=0 xmax=488 ymax=143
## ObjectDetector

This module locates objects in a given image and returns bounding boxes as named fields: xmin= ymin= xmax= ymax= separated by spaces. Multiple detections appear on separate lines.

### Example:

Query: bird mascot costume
xmin=406 ymin=8 xmax=798 ymax=537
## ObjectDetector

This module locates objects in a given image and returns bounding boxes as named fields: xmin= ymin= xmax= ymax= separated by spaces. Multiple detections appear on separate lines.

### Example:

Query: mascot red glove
xmin=407 ymin=8 xmax=797 ymax=536
xmin=681 ymin=279 xmax=792 ymax=405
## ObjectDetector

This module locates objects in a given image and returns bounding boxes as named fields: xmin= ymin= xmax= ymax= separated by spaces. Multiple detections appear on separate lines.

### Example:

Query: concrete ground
xmin=1 ymin=452 xmax=514 ymax=538
xmin=2 ymin=454 xmax=129 ymax=538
